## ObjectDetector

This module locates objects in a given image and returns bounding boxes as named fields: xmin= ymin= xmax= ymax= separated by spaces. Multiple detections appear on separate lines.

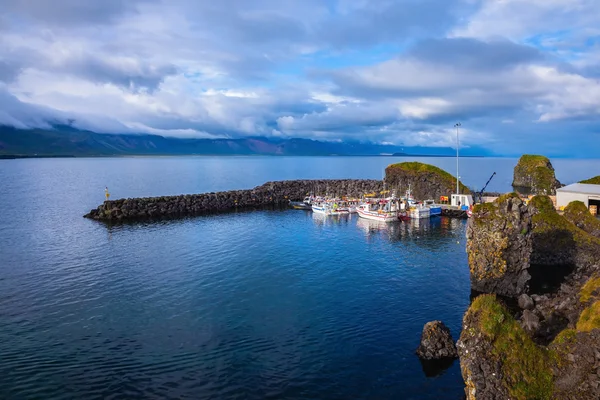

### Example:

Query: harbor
xmin=84 ymin=162 xmax=476 ymax=222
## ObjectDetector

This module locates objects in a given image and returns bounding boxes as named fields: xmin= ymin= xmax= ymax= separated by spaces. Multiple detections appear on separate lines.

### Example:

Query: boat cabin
xmin=451 ymin=194 xmax=474 ymax=210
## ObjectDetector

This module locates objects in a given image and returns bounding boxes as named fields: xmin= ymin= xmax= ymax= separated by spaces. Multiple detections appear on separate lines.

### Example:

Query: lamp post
xmin=454 ymin=122 xmax=461 ymax=195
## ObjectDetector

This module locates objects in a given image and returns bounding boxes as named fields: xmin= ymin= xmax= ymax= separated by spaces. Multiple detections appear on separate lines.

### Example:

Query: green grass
xmin=530 ymin=196 xmax=600 ymax=248
xmin=385 ymin=162 xmax=470 ymax=193
xmin=576 ymin=301 xmax=600 ymax=332
xmin=580 ymin=176 xmax=600 ymax=185
xmin=470 ymin=295 xmax=555 ymax=400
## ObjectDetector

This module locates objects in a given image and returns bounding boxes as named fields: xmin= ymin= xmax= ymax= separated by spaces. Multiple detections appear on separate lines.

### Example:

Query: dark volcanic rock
xmin=385 ymin=162 xmax=469 ymax=200
xmin=512 ymin=154 xmax=562 ymax=195
xmin=466 ymin=194 xmax=533 ymax=297
xmin=467 ymin=195 xmax=600 ymax=298
xmin=416 ymin=320 xmax=458 ymax=360
xmin=458 ymin=295 xmax=554 ymax=400
xmin=84 ymin=179 xmax=384 ymax=221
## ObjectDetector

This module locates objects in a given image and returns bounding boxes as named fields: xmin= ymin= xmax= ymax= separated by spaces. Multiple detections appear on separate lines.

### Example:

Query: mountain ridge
xmin=0 ymin=125 xmax=492 ymax=157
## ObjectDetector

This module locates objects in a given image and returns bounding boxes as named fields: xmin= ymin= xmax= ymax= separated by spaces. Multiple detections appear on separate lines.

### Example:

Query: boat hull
xmin=312 ymin=205 xmax=349 ymax=215
xmin=409 ymin=207 xmax=430 ymax=219
xmin=357 ymin=208 xmax=398 ymax=222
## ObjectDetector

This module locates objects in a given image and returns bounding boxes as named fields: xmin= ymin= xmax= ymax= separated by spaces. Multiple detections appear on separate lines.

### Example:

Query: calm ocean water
xmin=0 ymin=156 xmax=598 ymax=399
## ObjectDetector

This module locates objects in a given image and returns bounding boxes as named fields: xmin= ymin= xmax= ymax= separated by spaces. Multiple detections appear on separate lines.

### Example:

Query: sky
xmin=1 ymin=0 xmax=600 ymax=156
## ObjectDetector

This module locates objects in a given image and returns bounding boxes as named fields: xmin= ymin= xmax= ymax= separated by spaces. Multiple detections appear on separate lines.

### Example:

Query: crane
xmin=476 ymin=172 xmax=496 ymax=204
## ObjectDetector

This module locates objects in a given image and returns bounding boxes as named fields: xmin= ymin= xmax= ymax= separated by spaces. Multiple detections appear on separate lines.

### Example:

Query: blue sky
xmin=1 ymin=0 xmax=599 ymax=156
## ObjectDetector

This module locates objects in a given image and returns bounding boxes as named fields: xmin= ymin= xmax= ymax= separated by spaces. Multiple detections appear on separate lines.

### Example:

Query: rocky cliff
xmin=512 ymin=155 xmax=562 ymax=195
xmin=461 ymin=196 xmax=600 ymax=399
xmin=467 ymin=194 xmax=600 ymax=297
xmin=385 ymin=162 xmax=469 ymax=200
xmin=84 ymin=179 xmax=384 ymax=221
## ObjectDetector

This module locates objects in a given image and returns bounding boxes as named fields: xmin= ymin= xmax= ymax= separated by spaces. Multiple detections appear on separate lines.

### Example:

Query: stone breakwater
xmin=84 ymin=179 xmax=384 ymax=221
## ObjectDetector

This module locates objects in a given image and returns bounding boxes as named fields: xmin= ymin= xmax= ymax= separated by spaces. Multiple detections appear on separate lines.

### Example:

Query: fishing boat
xmin=311 ymin=199 xmax=350 ymax=215
xmin=400 ymin=185 xmax=431 ymax=219
xmin=423 ymin=199 xmax=442 ymax=217
xmin=290 ymin=195 xmax=314 ymax=210
xmin=356 ymin=196 xmax=399 ymax=223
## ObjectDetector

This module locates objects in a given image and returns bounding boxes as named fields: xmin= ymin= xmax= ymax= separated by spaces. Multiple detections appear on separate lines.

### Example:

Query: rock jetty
xmin=512 ymin=154 xmax=562 ymax=195
xmin=460 ymin=194 xmax=600 ymax=399
xmin=385 ymin=162 xmax=469 ymax=200
xmin=84 ymin=179 xmax=384 ymax=221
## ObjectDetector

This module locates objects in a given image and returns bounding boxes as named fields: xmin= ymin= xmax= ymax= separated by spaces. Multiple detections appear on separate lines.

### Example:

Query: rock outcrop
xmin=512 ymin=154 xmax=562 ymax=195
xmin=84 ymin=179 xmax=384 ymax=221
xmin=466 ymin=194 xmax=533 ymax=297
xmin=458 ymin=295 xmax=557 ymax=400
xmin=416 ymin=321 xmax=458 ymax=360
xmin=459 ymin=293 xmax=600 ymax=400
xmin=467 ymin=195 xmax=600 ymax=297
xmin=385 ymin=162 xmax=469 ymax=200
xmin=460 ymin=197 xmax=600 ymax=399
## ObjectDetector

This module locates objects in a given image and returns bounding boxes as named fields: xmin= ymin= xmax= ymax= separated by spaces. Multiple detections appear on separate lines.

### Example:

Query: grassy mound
xmin=385 ymin=161 xmax=470 ymax=193
xmin=580 ymin=176 xmax=600 ymax=185
xmin=512 ymin=155 xmax=559 ymax=195
xmin=469 ymin=295 xmax=555 ymax=399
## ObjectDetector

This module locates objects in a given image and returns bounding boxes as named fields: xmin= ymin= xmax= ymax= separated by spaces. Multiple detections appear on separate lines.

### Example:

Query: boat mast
xmin=454 ymin=122 xmax=461 ymax=194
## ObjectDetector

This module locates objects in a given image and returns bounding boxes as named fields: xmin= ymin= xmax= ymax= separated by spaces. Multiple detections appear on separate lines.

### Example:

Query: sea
xmin=0 ymin=156 xmax=597 ymax=399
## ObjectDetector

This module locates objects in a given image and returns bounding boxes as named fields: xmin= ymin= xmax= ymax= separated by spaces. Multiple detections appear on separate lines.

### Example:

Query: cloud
xmin=0 ymin=0 xmax=599 ymax=156
xmin=1 ymin=0 xmax=155 ymax=26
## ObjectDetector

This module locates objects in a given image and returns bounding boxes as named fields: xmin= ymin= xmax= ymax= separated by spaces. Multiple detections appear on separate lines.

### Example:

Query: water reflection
xmin=311 ymin=211 xmax=353 ymax=227
xmin=352 ymin=216 xmax=469 ymax=252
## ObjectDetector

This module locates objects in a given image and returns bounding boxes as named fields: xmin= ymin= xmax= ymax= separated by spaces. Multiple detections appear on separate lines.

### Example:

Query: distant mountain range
xmin=0 ymin=125 xmax=492 ymax=157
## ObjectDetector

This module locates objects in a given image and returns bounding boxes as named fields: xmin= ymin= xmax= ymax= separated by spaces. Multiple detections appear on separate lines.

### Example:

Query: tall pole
xmin=454 ymin=122 xmax=461 ymax=194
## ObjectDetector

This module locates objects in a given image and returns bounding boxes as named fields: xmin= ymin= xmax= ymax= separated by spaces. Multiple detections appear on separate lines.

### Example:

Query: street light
xmin=454 ymin=122 xmax=461 ymax=195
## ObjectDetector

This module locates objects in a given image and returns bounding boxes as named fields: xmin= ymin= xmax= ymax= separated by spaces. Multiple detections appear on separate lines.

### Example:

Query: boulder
xmin=416 ymin=320 xmax=458 ymax=360
xmin=512 ymin=154 xmax=562 ymax=195
xmin=385 ymin=162 xmax=469 ymax=201
xmin=518 ymin=293 xmax=535 ymax=310
xmin=521 ymin=309 xmax=540 ymax=332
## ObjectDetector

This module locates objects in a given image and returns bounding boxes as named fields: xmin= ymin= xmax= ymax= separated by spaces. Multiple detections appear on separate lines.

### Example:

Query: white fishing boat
xmin=356 ymin=197 xmax=399 ymax=223
xmin=311 ymin=199 xmax=350 ymax=215
xmin=408 ymin=204 xmax=431 ymax=219
xmin=400 ymin=186 xmax=431 ymax=219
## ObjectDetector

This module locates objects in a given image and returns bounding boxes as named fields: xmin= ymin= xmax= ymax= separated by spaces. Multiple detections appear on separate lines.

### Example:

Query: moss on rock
xmin=512 ymin=155 xmax=561 ymax=195
xmin=564 ymin=200 xmax=600 ymax=238
xmin=460 ymin=295 xmax=555 ymax=400
xmin=576 ymin=301 xmax=600 ymax=332
xmin=579 ymin=175 xmax=600 ymax=185
xmin=580 ymin=275 xmax=600 ymax=304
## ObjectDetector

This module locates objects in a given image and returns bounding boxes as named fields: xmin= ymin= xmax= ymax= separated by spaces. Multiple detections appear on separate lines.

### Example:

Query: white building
xmin=556 ymin=183 xmax=600 ymax=211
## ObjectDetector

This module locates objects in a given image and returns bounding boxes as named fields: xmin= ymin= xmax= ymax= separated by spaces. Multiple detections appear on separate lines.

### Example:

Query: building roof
xmin=556 ymin=183 xmax=600 ymax=195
